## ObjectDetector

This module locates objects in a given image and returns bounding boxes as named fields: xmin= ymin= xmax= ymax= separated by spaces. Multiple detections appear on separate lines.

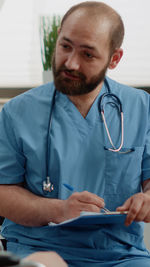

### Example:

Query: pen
xmin=63 ymin=183 xmax=74 ymax=192
xmin=62 ymin=183 xmax=110 ymax=213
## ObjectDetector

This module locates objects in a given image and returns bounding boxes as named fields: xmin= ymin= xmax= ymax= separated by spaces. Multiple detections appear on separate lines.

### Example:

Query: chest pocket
xmin=103 ymin=147 xmax=144 ymax=210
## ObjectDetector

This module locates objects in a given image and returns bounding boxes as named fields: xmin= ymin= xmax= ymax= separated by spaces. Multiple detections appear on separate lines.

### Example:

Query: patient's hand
xmin=24 ymin=251 xmax=68 ymax=267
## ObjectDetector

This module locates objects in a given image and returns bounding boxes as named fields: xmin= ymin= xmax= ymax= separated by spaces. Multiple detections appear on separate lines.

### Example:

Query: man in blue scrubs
xmin=0 ymin=1 xmax=150 ymax=266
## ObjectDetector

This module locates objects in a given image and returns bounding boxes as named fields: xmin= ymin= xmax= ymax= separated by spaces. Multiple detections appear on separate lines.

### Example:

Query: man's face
xmin=53 ymin=11 xmax=112 ymax=96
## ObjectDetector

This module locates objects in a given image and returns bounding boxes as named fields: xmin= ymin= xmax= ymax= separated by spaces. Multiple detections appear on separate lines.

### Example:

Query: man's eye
xmin=85 ymin=52 xmax=93 ymax=58
xmin=61 ymin=44 xmax=70 ymax=49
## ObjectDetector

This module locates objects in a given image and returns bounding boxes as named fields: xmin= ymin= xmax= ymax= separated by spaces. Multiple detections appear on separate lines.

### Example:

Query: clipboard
xmin=48 ymin=211 xmax=128 ymax=227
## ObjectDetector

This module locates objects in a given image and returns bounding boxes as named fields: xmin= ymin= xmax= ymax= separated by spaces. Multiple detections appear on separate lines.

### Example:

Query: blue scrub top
xmin=0 ymin=77 xmax=150 ymax=263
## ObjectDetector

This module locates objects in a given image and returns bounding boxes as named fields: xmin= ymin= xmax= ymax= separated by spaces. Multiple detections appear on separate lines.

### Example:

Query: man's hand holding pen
xmin=60 ymin=191 xmax=105 ymax=223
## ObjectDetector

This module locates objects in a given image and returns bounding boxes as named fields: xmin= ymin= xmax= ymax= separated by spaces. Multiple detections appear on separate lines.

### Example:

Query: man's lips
xmin=62 ymin=70 xmax=81 ymax=80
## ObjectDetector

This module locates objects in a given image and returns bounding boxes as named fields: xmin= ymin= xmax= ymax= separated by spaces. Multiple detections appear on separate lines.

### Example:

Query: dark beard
xmin=52 ymin=53 xmax=109 ymax=96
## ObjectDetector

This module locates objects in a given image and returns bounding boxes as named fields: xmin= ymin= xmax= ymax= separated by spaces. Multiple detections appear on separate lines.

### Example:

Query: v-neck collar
xmin=55 ymin=81 xmax=107 ymax=135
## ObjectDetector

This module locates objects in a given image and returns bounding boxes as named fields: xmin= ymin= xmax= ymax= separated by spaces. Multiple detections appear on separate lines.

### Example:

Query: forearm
xmin=0 ymin=185 xmax=63 ymax=227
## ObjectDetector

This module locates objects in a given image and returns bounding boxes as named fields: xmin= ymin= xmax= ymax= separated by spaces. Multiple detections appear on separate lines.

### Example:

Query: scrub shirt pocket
xmin=103 ymin=147 xmax=144 ymax=210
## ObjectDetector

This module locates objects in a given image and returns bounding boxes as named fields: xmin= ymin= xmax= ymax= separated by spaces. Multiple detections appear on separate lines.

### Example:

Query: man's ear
xmin=57 ymin=27 xmax=61 ymax=35
xmin=108 ymin=48 xmax=123 ymax=69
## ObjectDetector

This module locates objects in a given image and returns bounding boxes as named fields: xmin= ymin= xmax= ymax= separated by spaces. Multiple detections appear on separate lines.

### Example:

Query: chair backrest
xmin=0 ymin=241 xmax=3 ymax=251
xmin=0 ymin=217 xmax=6 ymax=250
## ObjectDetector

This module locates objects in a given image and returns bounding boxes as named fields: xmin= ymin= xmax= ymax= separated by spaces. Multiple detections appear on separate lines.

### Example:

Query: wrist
xmin=47 ymin=198 xmax=65 ymax=224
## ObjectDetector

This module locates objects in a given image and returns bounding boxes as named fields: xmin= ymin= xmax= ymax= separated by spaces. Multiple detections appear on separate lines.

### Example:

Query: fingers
xmin=76 ymin=191 xmax=104 ymax=208
xmin=62 ymin=191 xmax=105 ymax=222
xmin=117 ymin=198 xmax=131 ymax=212
xmin=70 ymin=191 xmax=104 ymax=214
xmin=117 ymin=193 xmax=150 ymax=226
xmin=78 ymin=202 xmax=103 ymax=213
xmin=125 ymin=197 xmax=143 ymax=226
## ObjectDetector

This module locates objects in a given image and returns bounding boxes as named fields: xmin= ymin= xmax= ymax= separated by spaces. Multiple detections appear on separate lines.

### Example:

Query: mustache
xmin=56 ymin=66 xmax=86 ymax=79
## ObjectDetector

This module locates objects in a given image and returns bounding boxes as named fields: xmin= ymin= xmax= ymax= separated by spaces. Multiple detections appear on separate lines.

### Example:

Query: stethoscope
xmin=43 ymin=78 xmax=132 ymax=193
xmin=43 ymin=88 xmax=56 ymax=193
xmin=99 ymin=80 xmax=124 ymax=153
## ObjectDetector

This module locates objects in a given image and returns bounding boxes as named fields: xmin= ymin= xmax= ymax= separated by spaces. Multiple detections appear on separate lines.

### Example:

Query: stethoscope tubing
xmin=43 ymin=88 xmax=57 ymax=193
xmin=101 ymin=110 xmax=124 ymax=152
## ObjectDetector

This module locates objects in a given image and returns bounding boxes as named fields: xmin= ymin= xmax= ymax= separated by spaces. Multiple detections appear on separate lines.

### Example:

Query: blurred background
xmin=0 ymin=0 xmax=150 ymax=250
xmin=0 ymin=0 xmax=150 ymax=89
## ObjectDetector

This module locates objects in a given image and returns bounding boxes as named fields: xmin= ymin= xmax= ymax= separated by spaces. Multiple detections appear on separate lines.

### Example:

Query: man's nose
xmin=65 ymin=52 xmax=80 ymax=70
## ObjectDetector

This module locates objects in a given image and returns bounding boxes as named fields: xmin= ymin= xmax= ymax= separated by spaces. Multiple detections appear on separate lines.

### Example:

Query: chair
xmin=0 ymin=217 xmax=6 ymax=250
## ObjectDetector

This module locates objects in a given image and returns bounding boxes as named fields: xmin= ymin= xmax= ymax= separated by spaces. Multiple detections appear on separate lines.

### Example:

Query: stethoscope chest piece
xmin=43 ymin=176 xmax=54 ymax=192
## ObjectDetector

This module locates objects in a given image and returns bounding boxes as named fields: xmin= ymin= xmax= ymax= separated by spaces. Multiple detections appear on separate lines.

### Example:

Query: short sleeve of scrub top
xmin=142 ymin=96 xmax=150 ymax=181
xmin=0 ymin=105 xmax=25 ymax=184
xmin=0 ymin=83 xmax=55 ymax=186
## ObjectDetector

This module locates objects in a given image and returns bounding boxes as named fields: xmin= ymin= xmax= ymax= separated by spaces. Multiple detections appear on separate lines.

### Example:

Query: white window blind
xmin=0 ymin=0 xmax=42 ymax=88
xmin=0 ymin=0 xmax=150 ymax=88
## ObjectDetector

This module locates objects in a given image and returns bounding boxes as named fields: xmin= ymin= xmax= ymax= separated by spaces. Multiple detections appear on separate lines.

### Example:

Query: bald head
xmin=60 ymin=1 xmax=124 ymax=54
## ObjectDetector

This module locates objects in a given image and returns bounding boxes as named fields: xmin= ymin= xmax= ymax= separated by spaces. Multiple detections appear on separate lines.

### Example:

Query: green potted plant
xmin=40 ymin=15 xmax=61 ymax=83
